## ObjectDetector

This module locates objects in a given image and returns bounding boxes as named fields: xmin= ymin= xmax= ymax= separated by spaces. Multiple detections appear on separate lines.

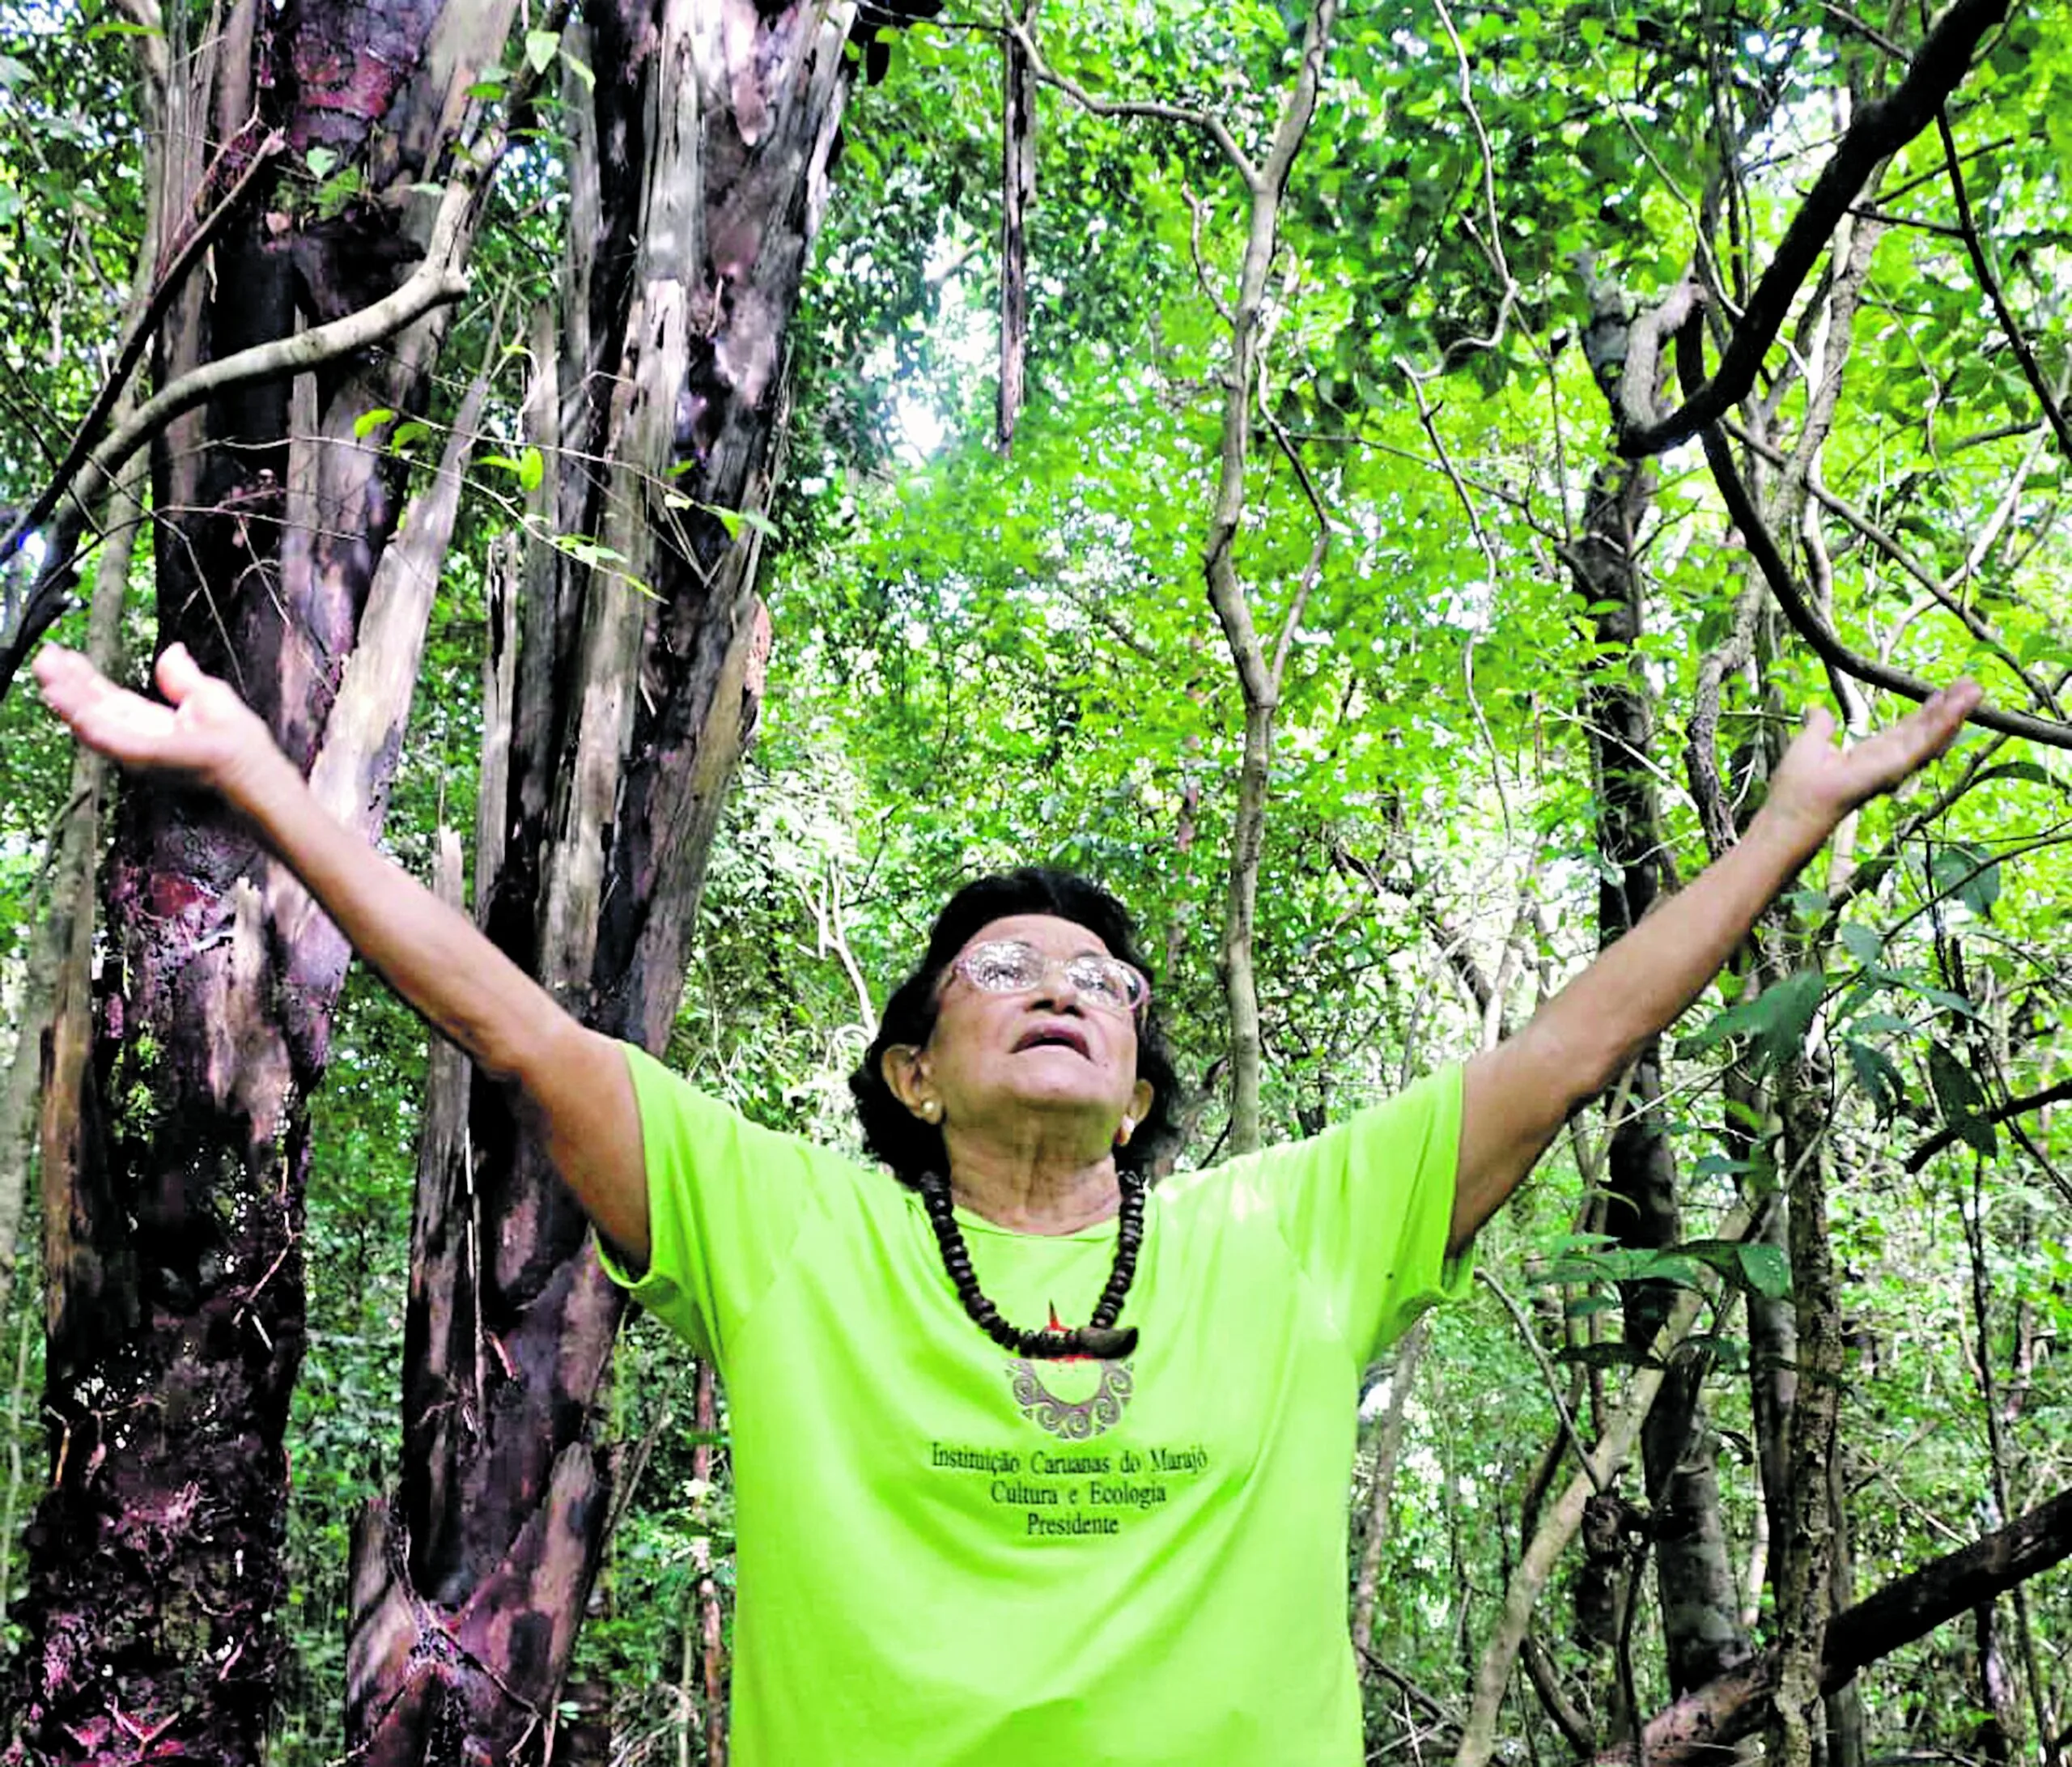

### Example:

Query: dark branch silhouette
xmin=1618 ymin=0 xmax=2012 ymax=457
xmin=1698 ymin=421 xmax=2072 ymax=750
xmin=1606 ymin=1485 xmax=2072 ymax=1765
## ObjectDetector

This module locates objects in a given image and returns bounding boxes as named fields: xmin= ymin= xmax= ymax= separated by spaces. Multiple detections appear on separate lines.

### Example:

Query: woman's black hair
xmin=850 ymin=867 xmax=1183 ymax=1188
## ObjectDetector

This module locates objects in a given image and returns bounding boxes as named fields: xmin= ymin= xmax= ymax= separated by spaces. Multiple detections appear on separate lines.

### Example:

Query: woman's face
xmin=902 ymin=913 xmax=1153 ymax=1149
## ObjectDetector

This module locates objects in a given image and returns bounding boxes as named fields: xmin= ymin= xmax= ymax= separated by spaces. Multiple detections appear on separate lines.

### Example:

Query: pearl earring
xmin=921 ymin=1098 xmax=942 ymax=1123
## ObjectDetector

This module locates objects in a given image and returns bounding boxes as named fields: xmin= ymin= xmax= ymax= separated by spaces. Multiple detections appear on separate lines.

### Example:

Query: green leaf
xmin=1735 ymin=1242 xmax=1790 ymax=1298
xmin=1844 ymin=1038 xmax=1905 ymax=1119
xmin=1927 ymin=1041 xmax=1998 ymax=1155
xmin=305 ymin=146 xmax=339 ymax=180
xmin=353 ymin=406 xmax=396 ymax=440
xmin=1837 ymin=923 xmax=1884 ymax=968
xmin=1556 ymin=1342 xmax=1663 ymax=1371
xmin=560 ymin=50 xmax=597 ymax=92
xmin=524 ymin=28 xmax=561 ymax=74
xmin=1678 ymin=969 xmax=1824 ymax=1071
xmin=518 ymin=445 xmax=545 ymax=493
xmin=1916 ymin=985 xmax=1981 ymax=1021
xmin=1971 ymin=759 xmax=2057 ymax=790
xmin=1930 ymin=843 xmax=2000 ymax=917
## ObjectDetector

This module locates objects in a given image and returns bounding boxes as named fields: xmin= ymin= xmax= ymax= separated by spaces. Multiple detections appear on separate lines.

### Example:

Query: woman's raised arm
xmin=1450 ymin=680 xmax=1982 ymax=1255
xmin=32 ymin=642 xmax=653 ymax=1263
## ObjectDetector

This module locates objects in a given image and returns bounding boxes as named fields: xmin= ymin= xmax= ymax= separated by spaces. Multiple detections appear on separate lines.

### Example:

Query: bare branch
xmin=0 ymin=171 xmax=481 ymax=707
xmin=1699 ymin=425 xmax=2072 ymax=750
xmin=1182 ymin=189 xmax=1236 ymax=327
xmin=1619 ymin=0 xmax=2011 ymax=457
xmin=1004 ymin=11 xmax=1258 ymax=188
xmin=0 ymin=121 xmax=285 ymax=571
xmin=1477 ymin=1269 xmax=1604 ymax=1495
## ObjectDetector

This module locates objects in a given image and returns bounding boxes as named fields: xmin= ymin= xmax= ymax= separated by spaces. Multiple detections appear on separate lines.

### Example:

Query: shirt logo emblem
xmin=1004 ymin=1305 xmax=1136 ymax=1439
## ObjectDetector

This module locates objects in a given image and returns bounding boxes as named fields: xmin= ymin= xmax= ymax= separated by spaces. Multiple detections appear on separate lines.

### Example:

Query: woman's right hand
xmin=33 ymin=642 xmax=282 ymax=807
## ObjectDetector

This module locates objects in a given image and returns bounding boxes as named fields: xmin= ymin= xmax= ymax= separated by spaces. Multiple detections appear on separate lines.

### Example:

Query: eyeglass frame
xmin=942 ymin=937 xmax=1153 ymax=1017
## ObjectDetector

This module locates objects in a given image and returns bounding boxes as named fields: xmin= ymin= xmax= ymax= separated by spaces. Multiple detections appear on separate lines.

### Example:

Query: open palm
xmin=1766 ymin=682 xmax=1982 ymax=840
xmin=33 ymin=643 xmax=272 ymax=800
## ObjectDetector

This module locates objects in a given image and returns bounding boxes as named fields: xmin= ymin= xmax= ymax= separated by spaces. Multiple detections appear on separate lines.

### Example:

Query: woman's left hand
xmin=1761 ymin=680 xmax=1983 ymax=849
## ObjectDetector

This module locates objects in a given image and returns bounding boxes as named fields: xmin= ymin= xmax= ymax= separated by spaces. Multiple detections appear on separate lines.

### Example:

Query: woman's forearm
xmin=229 ymin=747 xmax=651 ymax=1258
xmin=234 ymin=743 xmax=553 ymax=1081
xmin=1451 ymin=681 xmax=1979 ymax=1253
xmin=1532 ymin=805 xmax=1821 ymax=1094
xmin=32 ymin=642 xmax=652 ymax=1259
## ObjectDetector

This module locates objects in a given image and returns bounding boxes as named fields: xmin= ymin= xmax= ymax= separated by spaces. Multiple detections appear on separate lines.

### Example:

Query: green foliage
xmin=5 ymin=0 xmax=2070 ymax=1757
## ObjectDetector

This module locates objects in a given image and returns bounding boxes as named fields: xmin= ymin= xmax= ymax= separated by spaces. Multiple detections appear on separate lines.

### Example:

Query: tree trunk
xmin=5 ymin=0 xmax=507 ymax=1753
xmin=1570 ymin=282 xmax=1750 ymax=1705
xmin=343 ymin=3 xmax=914 ymax=1757
xmin=1351 ymin=1318 xmax=1428 ymax=1666
xmin=1767 ymin=1064 xmax=1845 ymax=1767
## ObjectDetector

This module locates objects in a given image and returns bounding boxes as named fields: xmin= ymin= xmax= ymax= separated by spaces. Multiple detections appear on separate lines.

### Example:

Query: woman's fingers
xmin=155 ymin=641 xmax=207 ymax=706
xmin=36 ymin=644 xmax=188 ymax=771
xmin=1852 ymin=681 xmax=1981 ymax=792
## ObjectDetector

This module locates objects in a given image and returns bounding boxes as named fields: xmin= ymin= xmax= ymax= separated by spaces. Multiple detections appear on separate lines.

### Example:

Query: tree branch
xmin=1936 ymin=108 xmax=2072 ymax=462
xmin=0 ymin=120 xmax=285 ymax=572
xmin=1905 ymin=1077 xmax=2072 ymax=1172
xmin=1004 ymin=11 xmax=1257 ymax=188
xmin=1476 ymin=1269 xmax=1604 ymax=1494
xmin=1611 ymin=1486 xmax=2072 ymax=1765
xmin=1720 ymin=417 xmax=2067 ymax=720
xmin=1698 ymin=423 xmax=2072 ymax=750
xmin=1455 ymin=1200 xmax=1753 ymax=1767
xmin=0 ymin=177 xmax=476 ymax=708
xmin=1618 ymin=0 xmax=2011 ymax=457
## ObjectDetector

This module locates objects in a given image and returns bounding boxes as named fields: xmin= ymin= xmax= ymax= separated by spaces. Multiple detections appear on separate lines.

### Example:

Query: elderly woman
xmin=33 ymin=642 xmax=1977 ymax=1766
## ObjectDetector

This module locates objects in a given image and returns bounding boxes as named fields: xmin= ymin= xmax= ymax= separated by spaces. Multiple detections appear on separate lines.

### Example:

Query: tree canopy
xmin=1 ymin=0 xmax=2069 ymax=1761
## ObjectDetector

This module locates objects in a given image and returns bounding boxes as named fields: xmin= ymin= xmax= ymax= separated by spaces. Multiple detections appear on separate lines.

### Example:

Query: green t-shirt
xmin=607 ymin=1045 xmax=1466 ymax=1767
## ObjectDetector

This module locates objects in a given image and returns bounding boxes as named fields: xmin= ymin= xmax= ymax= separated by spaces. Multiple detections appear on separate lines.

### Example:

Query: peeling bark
xmin=5 ymin=0 xmax=511 ymax=1751
xmin=343 ymin=3 xmax=936 ymax=1757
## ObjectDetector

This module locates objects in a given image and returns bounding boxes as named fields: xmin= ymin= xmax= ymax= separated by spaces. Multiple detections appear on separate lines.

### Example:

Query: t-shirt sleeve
xmin=596 ymin=1042 xmax=826 ymax=1368
xmin=1263 ymin=1063 xmax=1470 ymax=1365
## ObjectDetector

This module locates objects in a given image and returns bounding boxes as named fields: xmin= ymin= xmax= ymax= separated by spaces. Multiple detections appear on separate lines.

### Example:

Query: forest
xmin=0 ymin=0 xmax=2067 ymax=1760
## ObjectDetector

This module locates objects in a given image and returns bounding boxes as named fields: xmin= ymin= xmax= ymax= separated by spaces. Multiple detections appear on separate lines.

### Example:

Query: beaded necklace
xmin=919 ymin=1170 xmax=1145 ymax=1360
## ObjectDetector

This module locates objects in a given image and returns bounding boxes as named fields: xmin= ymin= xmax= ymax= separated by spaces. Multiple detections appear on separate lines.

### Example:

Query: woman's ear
xmin=881 ymin=1045 xmax=935 ymax=1119
xmin=1127 ymin=1077 xmax=1153 ymax=1131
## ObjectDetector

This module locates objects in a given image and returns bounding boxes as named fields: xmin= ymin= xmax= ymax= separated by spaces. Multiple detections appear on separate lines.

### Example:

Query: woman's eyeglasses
xmin=950 ymin=939 xmax=1151 ymax=1016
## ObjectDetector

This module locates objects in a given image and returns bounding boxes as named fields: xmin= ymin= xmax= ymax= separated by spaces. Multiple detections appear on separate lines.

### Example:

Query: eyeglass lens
xmin=962 ymin=941 xmax=1144 ymax=1010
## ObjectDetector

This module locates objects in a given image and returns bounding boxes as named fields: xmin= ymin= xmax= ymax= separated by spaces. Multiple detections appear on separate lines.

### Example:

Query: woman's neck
xmin=942 ymin=1134 xmax=1122 ymax=1235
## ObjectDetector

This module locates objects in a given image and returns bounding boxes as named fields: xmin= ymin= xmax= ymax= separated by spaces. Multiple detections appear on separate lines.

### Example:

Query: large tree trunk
xmin=342 ymin=4 xmax=927 ymax=1756
xmin=3 ymin=0 xmax=512 ymax=1753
